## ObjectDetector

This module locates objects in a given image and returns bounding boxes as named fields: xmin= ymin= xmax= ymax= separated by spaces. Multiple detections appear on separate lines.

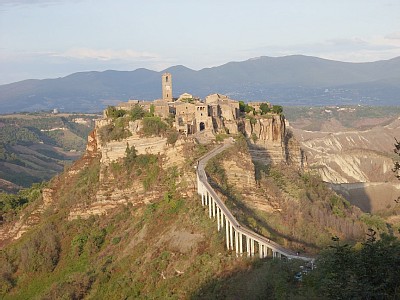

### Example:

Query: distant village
xmin=112 ymin=73 xmax=274 ymax=136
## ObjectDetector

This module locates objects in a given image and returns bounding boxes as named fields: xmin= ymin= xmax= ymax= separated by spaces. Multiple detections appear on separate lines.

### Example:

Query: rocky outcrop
xmin=222 ymin=151 xmax=277 ymax=213
xmin=241 ymin=114 xmax=305 ymax=168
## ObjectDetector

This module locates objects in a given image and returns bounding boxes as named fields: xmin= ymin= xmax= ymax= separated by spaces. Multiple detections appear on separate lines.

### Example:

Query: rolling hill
xmin=0 ymin=55 xmax=400 ymax=113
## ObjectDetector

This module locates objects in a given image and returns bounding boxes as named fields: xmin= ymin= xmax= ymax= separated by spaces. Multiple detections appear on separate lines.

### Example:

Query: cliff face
xmin=292 ymin=117 xmax=400 ymax=183
xmin=241 ymin=114 xmax=305 ymax=168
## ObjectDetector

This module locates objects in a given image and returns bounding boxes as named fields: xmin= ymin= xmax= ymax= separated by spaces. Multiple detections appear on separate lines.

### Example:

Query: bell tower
xmin=162 ymin=72 xmax=173 ymax=101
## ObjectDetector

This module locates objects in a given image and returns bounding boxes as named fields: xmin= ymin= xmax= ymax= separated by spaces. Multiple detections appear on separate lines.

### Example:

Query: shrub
xmin=215 ymin=133 xmax=228 ymax=142
xmin=251 ymin=132 xmax=258 ymax=143
xmin=106 ymin=106 xmax=126 ymax=119
xmin=19 ymin=223 xmax=61 ymax=273
xmin=98 ymin=121 xmax=131 ymax=144
xmin=142 ymin=117 xmax=168 ymax=137
xmin=166 ymin=129 xmax=179 ymax=146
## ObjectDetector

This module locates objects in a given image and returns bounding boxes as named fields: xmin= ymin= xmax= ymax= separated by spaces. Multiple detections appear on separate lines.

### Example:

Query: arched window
xmin=199 ymin=122 xmax=205 ymax=131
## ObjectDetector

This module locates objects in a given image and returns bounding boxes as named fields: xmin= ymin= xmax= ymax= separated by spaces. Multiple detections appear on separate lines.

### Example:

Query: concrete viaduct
xmin=196 ymin=140 xmax=313 ymax=262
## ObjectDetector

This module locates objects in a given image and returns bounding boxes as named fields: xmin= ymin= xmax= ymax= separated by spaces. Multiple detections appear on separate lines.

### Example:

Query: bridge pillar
xmin=208 ymin=196 xmax=212 ymax=218
xmin=229 ymin=223 xmax=234 ymax=250
xmin=259 ymin=243 xmax=263 ymax=259
xmin=239 ymin=232 xmax=243 ymax=255
xmin=235 ymin=230 xmax=239 ymax=256
xmin=251 ymin=239 xmax=255 ymax=256
xmin=212 ymin=198 xmax=216 ymax=218
xmin=217 ymin=206 xmax=220 ymax=231
xmin=246 ymin=236 xmax=250 ymax=257
xmin=272 ymin=251 xmax=276 ymax=259
xmin=201 ymin=191 xmax=204 ymax=206
xmin=226 ymin=219 xmax=230 ymax=249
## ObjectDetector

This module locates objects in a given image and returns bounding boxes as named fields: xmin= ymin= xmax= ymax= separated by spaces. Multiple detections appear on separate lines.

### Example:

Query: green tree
xmin=244 ymin=104 xmax=254 ymax=114
xmin=272 ymin=105 xmax=283 ymax=114
xmin=312 ymin=233 xmax=400 ymax=299
xmin=149 ymin=104 xmax=155 ymax=116
xmin=124 ymin=144 xmax=137 ymax=171
xmin=129 ymin=104 xmax=145 ymax=121
xmin=259 ymin=103 xmax=271 ymax=114
xmin=239 ymin=101 xmax=246 ymax=113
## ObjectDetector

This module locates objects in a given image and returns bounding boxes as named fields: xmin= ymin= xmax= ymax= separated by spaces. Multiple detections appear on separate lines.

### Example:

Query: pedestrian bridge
xmin=196 ymin=140 xmax=313 ymax=262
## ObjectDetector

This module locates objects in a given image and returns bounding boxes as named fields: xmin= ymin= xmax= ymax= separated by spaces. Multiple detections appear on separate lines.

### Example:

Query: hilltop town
xmin=94 ymin=73 xmax=303 ymax=169
xmin=113 ymin=72 xmax=279 ymax=137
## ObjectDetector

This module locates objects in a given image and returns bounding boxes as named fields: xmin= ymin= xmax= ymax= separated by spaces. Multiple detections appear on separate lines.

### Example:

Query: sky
xmin=0 ymin=0 xmax=399 ymax=85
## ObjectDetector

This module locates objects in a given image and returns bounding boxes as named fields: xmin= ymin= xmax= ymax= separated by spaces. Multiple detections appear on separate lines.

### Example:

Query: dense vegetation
xmin=100 ymin=105 xmax=177 ymax=145
xmin=0 ymin=183 xmax=45 ymax=223
xmin=307 ymin=232 xmax=400 ymax=299
xmin=239 ymin=101 xmax=283 ymax=115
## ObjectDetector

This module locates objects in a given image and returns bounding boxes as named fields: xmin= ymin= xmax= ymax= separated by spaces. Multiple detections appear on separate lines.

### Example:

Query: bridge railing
xmin=196 ymin=142 xmax=313 ymax=262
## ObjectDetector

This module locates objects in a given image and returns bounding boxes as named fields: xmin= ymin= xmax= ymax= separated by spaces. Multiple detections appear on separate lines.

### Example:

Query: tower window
xmin=166 ymin=76 xmax=168 ymax=82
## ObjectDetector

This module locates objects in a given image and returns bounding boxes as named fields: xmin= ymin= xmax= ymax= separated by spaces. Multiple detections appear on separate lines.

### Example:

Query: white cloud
xmin=243 ymin=34 xmax=400 ymax=63
xmin=0 ymin=0 xmax=80 ymax=6
xmin=53 ymin=48 xmax=159 ymax=62
xmin=386 ymin=31 xmax=400 ymax=40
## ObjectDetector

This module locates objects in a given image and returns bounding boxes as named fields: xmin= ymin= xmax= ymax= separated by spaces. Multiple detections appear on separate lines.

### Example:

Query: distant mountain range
xmin=1 ymin=55 xmax=400 ymax=113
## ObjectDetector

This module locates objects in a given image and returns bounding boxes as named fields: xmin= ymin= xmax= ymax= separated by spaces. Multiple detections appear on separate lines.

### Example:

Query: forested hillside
xmin=0 ymin=113 xmax=97 ymax=192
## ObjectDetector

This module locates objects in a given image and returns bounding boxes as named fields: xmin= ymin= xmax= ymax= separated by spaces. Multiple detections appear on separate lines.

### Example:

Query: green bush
xmin=360 ymin=213 xmax=387 ymax=231
xmin=142 ymin=117 xmax=168 ymax=137
xmin=98 ymin=120 xmax=132 ymax=144
xmin=19 ymin=223 xmax=61 ymax=273
xmin=259 ymin=103 xmax=271 ymax=114
xmin=272 ymin=105 xmax=283 ymax=114
xmin=106 ymin=106 xmax=126 ymax=119
xmin=166 ymin=129 xmax=179 ymax=146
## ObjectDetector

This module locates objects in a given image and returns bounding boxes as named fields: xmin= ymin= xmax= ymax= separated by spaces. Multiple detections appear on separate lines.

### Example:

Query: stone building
xmin=114 ymin=73 xmax=241 ymax=135
xmin=162 ymin=72 xmax=173 ymax=101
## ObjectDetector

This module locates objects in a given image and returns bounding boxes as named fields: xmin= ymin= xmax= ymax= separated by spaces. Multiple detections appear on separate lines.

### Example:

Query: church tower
xmin=162 ymin=72 xmax=173 ymax=101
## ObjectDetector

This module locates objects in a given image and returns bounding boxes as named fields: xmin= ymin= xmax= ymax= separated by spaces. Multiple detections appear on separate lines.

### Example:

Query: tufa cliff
xmin=241 ymin=114 xmax=305 ymax=168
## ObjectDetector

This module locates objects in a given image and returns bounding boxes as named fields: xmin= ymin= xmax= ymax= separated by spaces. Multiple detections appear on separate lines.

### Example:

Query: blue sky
xmin=0 ymin=0 xmax=399 ymax=84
